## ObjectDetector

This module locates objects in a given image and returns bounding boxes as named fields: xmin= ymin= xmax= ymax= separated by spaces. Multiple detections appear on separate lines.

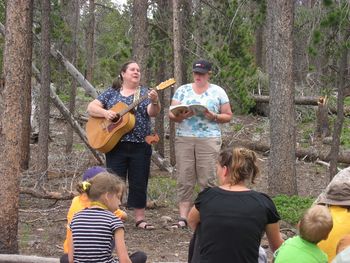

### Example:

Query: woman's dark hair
xmin=218 ymin=147 xmax=259 ymax=185
xmin=111 ymin=60 xmax=138 ymax=90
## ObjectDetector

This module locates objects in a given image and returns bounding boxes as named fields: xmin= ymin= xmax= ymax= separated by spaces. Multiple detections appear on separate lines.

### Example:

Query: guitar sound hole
xmin=112 ymin=114 xmax=120 ymax=123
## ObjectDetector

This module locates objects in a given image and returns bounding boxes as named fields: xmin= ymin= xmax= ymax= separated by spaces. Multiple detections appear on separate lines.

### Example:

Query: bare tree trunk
xmin=64 ymin=0 xmax=79 ymax=153
xmin=267 ymin=0 xmax=297 ymax=196
xmin=86 ymin=0 xmax=95 ymax=83
xmin=154 ymin=0 xmax=171 ymax=157
xmin=132 ymin=0 xmax=149 ymax=84
xmin=193 ymin=0 xmax=203 ymax=57
xmin=0 ymin=0 xmax=33 ymax=253
xmin=328 ymin=43 xmax=348 ymax=179
xmin=171 ymin=0 xmax=183 ymax=166
xmin=37 ymin=0 xmax=51 ymax=177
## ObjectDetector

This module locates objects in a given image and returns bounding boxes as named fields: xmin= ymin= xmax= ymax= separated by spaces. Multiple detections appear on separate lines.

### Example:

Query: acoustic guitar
xmin=86 ymin=78 xmax=176 ymax=153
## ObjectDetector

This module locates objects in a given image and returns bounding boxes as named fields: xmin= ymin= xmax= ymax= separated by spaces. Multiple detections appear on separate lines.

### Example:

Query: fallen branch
xmin=227 ymin=139 xmax=350 ymax=164
xmin=152 ymin=151 xmax=174 ymax=175
xmin=20 ymin=187 xmax=75 ymax=200
xmin=0 ymin=254 xmax=58 ymax=263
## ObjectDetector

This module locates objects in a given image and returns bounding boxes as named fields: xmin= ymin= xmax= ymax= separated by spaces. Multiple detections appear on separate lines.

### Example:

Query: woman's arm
xmin=147 ymin=89 xmax=161 ymax=117
xmin=215 ymin=102 xmax=233 ymax=123
xmin=87 ymin=99 xmax=117 ymax=120
xmin=68 ymin=230 xmax=74 ymax=263
xmin=265 ymin=222 xmax=284 ymax=252
xmin=115 ymin=228 xmax=132 ymax=263
xmin=187 ymin=206 xmax=200 ymax=231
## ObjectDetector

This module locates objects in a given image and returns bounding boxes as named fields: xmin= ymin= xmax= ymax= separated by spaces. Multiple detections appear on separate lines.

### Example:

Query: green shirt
xmin=274 ymin=236 xmax=328 ymax=263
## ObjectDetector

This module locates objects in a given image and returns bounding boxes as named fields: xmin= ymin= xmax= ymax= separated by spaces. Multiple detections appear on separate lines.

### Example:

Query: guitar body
xmin=86 ymin=102 xmax=136 ymax=153
xmin=86 ymin=78 xmax=176 ymax=153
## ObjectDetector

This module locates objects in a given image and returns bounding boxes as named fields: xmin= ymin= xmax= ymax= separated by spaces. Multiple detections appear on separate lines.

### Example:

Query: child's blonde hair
xmin=77 ymin=172 xmax=125 ymax=201
xmin=336 ymin=234 xmax=350 ymax=254
xmin=299 ymin=205 xmax=333 ymax=243
xmin=218 ymin=147 xmax=259 ymax=185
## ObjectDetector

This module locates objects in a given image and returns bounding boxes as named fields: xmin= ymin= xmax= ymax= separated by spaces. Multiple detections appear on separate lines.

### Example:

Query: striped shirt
xmin=70 ymin=207 xmax=124 ymax=263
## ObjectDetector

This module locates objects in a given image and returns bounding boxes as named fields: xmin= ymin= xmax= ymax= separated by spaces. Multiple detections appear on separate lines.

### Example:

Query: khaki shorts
xmin=175 ymin=136 xmax=222 ymax=202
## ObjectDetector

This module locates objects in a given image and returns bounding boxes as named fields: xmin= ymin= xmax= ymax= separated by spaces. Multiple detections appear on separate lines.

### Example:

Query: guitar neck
xmin=119 ymin=94 xmax=148 ymax=116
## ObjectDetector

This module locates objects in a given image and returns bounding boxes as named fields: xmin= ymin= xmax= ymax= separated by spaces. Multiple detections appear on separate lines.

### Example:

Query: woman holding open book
xmin=87 ymin=61 xmax=160 ymax=230
xmin=168 ymin=59 xmax=233 ymax=228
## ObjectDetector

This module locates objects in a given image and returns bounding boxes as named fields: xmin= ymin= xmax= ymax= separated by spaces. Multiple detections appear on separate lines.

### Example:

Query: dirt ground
xmin=17 ymin=114 xmax=334 ymax=262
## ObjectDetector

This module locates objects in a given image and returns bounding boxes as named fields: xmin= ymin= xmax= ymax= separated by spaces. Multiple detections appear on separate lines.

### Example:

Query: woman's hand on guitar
xmin=148 ymin=89 xmax=159 ymax=104
xmin=104 ymin=109 xmax=117 ymax=121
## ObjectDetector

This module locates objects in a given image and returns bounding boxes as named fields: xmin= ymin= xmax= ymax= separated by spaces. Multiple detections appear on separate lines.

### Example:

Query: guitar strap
xmin=133 ymin=86 xmax=141 ymax=110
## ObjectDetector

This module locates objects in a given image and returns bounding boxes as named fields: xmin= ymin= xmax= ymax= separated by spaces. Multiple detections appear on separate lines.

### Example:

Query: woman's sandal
xmin=171 ymin=218 xmax=187 ymax=229
xmin=135 ymin=220 xmax=155 ymax=230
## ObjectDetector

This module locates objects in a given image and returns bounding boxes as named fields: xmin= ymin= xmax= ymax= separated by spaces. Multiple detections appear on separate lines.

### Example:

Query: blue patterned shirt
xmin=97 ymin=86 xmax=151 ymax=143
xmin=172 ymin=83 xmax=230 ymax=137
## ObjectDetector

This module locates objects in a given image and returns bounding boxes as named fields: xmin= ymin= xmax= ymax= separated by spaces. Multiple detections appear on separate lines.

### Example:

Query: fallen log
xmin=31 ymin=65 xmax=104 ymax=164
xmin=252 ymin=95 xmax=319 ymax=105
xmin=0 ymin=254 xmax=58 ymax=263
xmin=152 ymin=151 xmax=174 ymax=175
xmin=227 ymin=139 xmax=350 ymax=164
xmin=20 ymin=187 xmax=74 ymax=200
xmin=252 ymin=95 xmax=350 ymax=115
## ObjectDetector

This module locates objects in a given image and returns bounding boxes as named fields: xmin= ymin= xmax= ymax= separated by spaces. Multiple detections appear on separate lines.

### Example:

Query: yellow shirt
xmin=318 ymin=206 xmax=350 ymax=262
xmin=63 ymin=194 xmax=127 ymax=253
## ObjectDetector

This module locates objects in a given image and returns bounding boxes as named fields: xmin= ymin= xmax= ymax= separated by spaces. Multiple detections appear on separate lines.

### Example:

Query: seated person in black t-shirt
xmin=187 ymin=147 xmax=284 ymax=263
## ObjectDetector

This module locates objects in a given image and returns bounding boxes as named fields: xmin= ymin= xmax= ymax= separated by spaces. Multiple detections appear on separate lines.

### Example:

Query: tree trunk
xmin=154 ymin=0 xmax=171 ymax=157
xmin=193 ymin=0 xmax=203 ymax=57
xmin=86 ymin=0 xmax=95 ymax=83
xmin=64 ymin=0 xmax=79 ymax=153
xmin=328 ymin=43 xmax=348 ymax=179
xmin=37 ymin=0 xmax=51 ymax=177
xmin=0 ymin=0 xmax=33 ymax=253
xmin=132 ymin=0 xmax=149 ymax=84
xmin=267 ymin=0 xmax=297 ymax=196
xmin=171 ymin=0 xmax=183 ymax=166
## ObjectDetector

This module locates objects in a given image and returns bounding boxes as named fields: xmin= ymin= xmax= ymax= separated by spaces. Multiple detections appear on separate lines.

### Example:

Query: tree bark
xmin=267 ymin=0 xmax=297 ymax=196
xmin=132 ymin=0 xmax=149 ymax=84
xmin=154 ymin=0 xmax=171 ymax=157
xmin=328 ymin=42 xmax=348 ymax=179
xmin=64 ymin=0 xmax=79 ymax=153
xmin=37 ymin=0 xmax=51 ymax=177
xmin=86 ymin=0 xmax=95 ymax=83
xmin=171 ymin=0 xmax=183 ymax=166
xmin=0 ymin=0 xmax=33 ymax=253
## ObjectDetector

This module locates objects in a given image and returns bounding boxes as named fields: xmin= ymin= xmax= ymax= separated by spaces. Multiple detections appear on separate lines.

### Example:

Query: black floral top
xmin=97 ymin=86 xmax=151 ymax=143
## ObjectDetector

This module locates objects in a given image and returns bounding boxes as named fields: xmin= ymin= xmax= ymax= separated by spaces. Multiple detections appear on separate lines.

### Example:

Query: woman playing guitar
xmin=87 ymin=61 xmax=160 ymax=230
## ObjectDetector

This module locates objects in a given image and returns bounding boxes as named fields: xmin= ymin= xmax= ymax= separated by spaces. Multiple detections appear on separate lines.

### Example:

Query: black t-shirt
xmin=194 ymin=187 xmax=280 ymax=263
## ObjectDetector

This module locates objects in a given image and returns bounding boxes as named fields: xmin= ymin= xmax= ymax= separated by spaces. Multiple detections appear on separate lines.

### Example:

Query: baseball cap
xmin=192 ymin=59 xmax=212 ymax=74
xmin=82 ymin=166 xmax=106 ymax=181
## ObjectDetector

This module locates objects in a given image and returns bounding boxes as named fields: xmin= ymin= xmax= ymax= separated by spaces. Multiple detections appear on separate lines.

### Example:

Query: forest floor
xmin=17 ymin=108 xmax=338 ymax=262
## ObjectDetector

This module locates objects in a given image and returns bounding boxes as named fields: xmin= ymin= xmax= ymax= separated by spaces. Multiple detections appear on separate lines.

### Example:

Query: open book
xmin=169 ymin=104 xmax=208 ymax=116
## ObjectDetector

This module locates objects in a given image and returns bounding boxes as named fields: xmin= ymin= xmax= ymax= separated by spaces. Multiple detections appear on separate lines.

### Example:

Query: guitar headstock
xmin=155 ymin=78 xmax=176 ymax=91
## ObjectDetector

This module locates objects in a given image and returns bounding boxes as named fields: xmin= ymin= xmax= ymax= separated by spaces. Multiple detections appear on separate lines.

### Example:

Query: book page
xmin=169 ymin=105 xmax=189 ymax=116
xmin=189 ymin=104 xmax=208 ymax=115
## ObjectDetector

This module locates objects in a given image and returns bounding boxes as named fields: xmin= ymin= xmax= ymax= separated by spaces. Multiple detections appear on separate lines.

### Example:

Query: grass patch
xmin=273 ymin=195 xmax=315 ymax=225
xmin=148 ymin=176 xmax=177 ymax=206
xmin=148 ymin=175 xmax=201 ymax=206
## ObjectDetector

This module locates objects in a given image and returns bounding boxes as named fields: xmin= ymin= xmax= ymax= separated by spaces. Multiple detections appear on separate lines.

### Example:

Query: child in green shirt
xmin=274 ymin=205 xmax=333 ymax=263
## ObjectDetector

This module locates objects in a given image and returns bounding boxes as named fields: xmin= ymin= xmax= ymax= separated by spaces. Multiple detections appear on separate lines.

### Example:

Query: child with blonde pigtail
xmin=68 ymin=172 xmax=146 ymax=263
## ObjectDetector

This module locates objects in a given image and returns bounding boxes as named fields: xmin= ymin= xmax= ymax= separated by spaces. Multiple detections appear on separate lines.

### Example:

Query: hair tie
xmin=82 ymin=181 xmax=91 ymax=191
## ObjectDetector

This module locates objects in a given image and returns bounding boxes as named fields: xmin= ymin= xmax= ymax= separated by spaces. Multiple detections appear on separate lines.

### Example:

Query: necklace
xmin=90 ymin=201 xmax=108 ymax=210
